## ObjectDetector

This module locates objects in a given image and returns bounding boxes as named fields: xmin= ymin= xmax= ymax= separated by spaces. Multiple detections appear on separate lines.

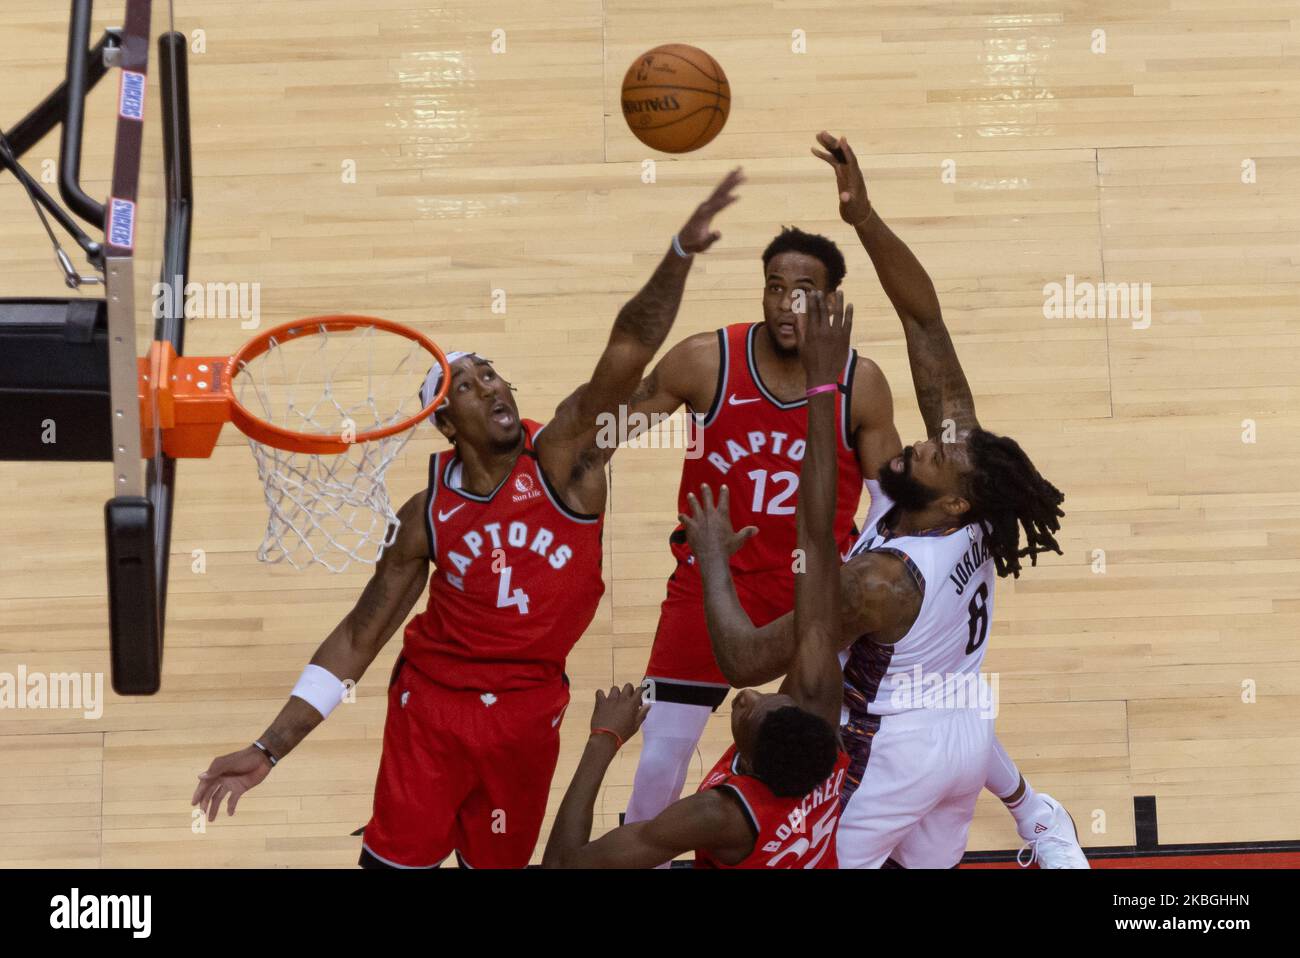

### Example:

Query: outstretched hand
xmin=811 ymin=131 xmax=871 ymax=228
xmin=679 ymin=484 xmax=757 ymax=563
xmin=591 ymin=683 xmax=651 ymax=745
xmin=797 ymin=289 xmax=853 ymax=387
xmin=191 ymin=745 xmax=273 ymax=821
xmin=677 ymin=167 xmax=745 ymax=254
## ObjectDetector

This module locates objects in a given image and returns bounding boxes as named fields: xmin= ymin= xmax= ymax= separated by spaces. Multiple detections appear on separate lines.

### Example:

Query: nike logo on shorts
xmin=728 ymin=394 xmax=761 ymax=406
xmin=438 ymin=504 xmax=465 ymax=522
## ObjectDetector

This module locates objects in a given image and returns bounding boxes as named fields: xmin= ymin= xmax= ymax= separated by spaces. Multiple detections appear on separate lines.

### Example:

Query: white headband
xmin=420 ymin=351 xmax=484 ymax=409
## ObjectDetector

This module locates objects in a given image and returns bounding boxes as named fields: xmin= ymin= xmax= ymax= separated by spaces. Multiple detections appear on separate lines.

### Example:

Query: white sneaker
xmin=1016 ymin=794 xmax=1090 ymax=869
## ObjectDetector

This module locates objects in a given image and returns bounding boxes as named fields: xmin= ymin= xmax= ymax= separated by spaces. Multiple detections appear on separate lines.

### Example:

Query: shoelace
xmin=1016 ymin=841 xmax=1038 ymax=867
xmin=1019 ymin=831 xmax=1082 ymax=868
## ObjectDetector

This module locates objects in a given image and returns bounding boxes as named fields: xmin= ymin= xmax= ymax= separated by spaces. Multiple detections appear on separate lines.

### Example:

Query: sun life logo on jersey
xmin=512 ymin=473 xmax=541 ymax=503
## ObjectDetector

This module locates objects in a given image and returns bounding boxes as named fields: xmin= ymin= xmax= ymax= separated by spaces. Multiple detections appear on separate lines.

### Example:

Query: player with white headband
xmin=192 ymin=168 xmax=746 ymax=869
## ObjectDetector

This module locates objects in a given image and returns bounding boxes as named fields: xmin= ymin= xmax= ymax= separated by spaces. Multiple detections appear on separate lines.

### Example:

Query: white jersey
xmin=840 ymin=479 xmax=996 ymax=717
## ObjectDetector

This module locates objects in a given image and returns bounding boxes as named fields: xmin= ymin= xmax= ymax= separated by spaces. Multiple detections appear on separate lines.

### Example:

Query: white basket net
xmin=232 ymin=322 xmax=433 ymax=572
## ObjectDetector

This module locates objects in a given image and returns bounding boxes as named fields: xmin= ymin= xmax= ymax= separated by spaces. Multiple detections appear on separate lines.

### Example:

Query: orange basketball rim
xmin=138 ymin=315 xmax=452 ymax=458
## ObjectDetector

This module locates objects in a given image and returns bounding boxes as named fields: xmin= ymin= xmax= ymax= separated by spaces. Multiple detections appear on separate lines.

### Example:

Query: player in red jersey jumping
xmin=543 ymin=288 xmax=854 ymax=869
xmin=189 ymin=169 xmax=745 ymax=869
xmin=620 ymin=224 xmax=900 ymax=829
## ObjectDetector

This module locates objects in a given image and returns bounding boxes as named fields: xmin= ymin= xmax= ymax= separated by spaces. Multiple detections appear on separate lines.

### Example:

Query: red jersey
xmin=672 ymin=323 xmax=865 ymax=577
xmin=694 ymin=744 xmax=850 ymax=869
xmin=402 ymin=420 xmax=605 ymax=691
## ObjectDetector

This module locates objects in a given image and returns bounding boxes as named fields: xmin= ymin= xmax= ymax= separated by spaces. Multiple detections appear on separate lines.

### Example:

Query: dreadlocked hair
xmin=963 ymin=428 xmax=1065 ymax=579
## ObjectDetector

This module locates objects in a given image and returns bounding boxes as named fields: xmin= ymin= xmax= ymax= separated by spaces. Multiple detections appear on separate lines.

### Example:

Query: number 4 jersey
xmin=402 ymin=419 xmax=605 ymax=692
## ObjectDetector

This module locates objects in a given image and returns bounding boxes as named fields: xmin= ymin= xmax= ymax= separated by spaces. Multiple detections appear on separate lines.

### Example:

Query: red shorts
xmin=644 ymin=559 xmax=795 ymax=696
xmin=362 ymin=658 xmax=570 ymax=869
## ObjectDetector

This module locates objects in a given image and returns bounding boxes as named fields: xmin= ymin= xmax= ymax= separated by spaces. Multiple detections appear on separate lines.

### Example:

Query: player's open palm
xmin=680 ymin=484 xmax=757 ymax=562
xmin=797 ymin=289 xmax=853 ymax=385
xmin=591 ymin=684 xmax=651 ymax=744
xmin=192 ymin=745 xmax=272 ymax=821
xmin=811 ymin=131 xmax=871 ymax=227
xmin=677 ymin=167 xmax=745 ymax=254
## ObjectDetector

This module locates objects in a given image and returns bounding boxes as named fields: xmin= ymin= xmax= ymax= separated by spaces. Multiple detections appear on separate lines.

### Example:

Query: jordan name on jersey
xmin=947 ymin=534 xmax=992 ymax=597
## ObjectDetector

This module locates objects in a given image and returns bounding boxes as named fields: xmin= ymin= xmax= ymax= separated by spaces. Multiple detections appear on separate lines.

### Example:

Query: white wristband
xmin=291 ymin=664 xmax=348 ymax=720
xmin=671 ymin=233 xmax=690 ymax=258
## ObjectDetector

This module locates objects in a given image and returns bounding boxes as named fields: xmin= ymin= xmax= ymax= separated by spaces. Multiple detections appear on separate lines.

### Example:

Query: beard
xmin=877 ymin=446 xmax=943 ymax=512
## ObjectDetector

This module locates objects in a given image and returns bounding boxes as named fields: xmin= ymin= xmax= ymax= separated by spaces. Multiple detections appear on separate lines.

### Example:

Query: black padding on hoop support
xmin=106 ymin=496 xmax=162 ymax=695
xmin=0 ymin=297 xmax=112 ymax=461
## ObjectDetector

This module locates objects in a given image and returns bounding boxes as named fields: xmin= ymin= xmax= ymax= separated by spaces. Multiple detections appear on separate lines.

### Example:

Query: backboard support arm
xmin=59 ymin=0 xmax=107 ymax=229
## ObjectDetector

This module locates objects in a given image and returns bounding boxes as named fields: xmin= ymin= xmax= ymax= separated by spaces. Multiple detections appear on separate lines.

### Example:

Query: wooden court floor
xmin=1 ymin=0 xmax=1298 ymax=866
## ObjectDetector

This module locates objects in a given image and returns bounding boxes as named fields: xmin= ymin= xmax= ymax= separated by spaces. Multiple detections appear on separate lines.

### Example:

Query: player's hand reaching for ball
xmin=676 ymin=167 xmax=745 ymax=254
xmin=191 ymin=745 xmax=273 ymax=821
xmin=797 ymin=289 xmax=853 ymax=387
xmin=591 ymin=683 xmax=651 ymax=745
xmin=811 ymin=131 xmax=872 ymax=228
xmin=680 ymin=484 xmax=757 ymax=563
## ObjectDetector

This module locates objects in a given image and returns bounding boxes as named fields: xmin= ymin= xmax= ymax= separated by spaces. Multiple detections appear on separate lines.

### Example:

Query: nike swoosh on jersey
xmin=437 ymin=504 xmax=466 ymax=522
xmin=727 ymin=394 xmax=761 ymax=405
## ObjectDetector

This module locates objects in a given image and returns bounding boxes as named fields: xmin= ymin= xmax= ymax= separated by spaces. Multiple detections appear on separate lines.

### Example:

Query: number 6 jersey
xmin=402 ymin=419 xmax=606 ymax=692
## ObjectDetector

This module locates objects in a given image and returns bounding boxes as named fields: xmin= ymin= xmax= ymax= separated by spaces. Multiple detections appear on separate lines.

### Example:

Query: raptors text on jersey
xmin=402 ymin=420 xmax=605 ymax=691
xmin=671 ymin=323 xmax=865 ymax=576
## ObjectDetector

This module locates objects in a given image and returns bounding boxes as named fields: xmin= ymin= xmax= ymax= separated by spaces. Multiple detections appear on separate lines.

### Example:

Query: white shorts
xmin=836 ymin=704 xmax=995 ymax=869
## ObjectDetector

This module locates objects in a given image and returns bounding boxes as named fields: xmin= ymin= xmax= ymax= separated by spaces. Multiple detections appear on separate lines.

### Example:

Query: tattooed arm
xmin=812 ymin=131 xmax=978 ymax=435
xmin=584 ymin=330 xmax=722 ymax=460
xmin=192 ymin=491 xmax=430 ymax=819
xmin=538 ymin=170 xmax=744 ymax=514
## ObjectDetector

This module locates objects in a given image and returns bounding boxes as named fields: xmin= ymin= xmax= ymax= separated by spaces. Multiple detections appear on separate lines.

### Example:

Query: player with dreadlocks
xmin=690 ymin=131 xmax=1087 ymax=868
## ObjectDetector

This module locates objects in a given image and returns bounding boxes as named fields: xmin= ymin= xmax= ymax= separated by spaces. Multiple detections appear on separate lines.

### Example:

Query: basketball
xmin=620 ymin=44 xmax=730 ymax=153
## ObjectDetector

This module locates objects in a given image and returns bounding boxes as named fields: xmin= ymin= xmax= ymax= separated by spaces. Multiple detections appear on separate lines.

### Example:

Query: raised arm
xmin=538 ymin=169 xmax=744 ymax=508
xmin=542 ymin=684 xmax=754 ymax=868
xmin=614 ymin=330 xmax=722 ymax=450
xmin=684 ymin=501 xmax=919 ymax=688
xmin=813 ymin=131 xmax=977 ymax=436
xmin=191 ymin=490 xmax=431 ymax=820
xmin=777 ymin=290 xmax=852 ymax=727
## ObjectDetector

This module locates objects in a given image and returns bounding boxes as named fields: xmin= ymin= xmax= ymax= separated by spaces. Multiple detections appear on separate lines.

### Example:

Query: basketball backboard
xmin=104 ymin=0 xmax=193 ymax=693
xmin=0 ymin=1 xmax=185 ymax=692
